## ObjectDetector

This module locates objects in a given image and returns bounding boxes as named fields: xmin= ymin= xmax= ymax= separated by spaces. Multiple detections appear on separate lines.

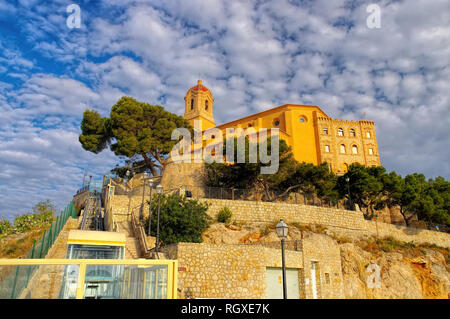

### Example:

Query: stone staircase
xmin=125 ymin=237 xmax=141 ymax=259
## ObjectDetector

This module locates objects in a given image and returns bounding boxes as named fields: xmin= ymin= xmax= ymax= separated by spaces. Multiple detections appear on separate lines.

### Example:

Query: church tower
xmin=184 ymin=80 xmax=215 ymax=131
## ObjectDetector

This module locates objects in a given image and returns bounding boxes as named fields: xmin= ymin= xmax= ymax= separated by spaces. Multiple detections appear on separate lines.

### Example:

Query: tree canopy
xmin=204 ymin=137 xmax=337 ymax=202
xmin=79 ymin=96 xmax=192 ymax=176
xmin=145 ymin=194 xmax=211 ymax=245
xmin=337 ymin=164 xmax=386 ymax=219
xmin=205 ymin=156 xmax=449 ymax=227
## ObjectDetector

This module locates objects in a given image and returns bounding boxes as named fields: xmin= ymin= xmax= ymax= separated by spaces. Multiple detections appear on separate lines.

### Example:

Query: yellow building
xmin=183 ymin=80 xmax=381 ymax=174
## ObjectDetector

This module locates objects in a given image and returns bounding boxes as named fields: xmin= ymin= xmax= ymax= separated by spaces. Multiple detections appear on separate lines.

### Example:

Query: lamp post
xmin=155 ymin=184 xmax=163 ymax=255
xmin=140 ymin=172 xmax=147 ymax=222
xmin=345 ymin=176 xmax=353 ymax=210
xmin=276 ymin=219 xmax=289 ymax=299
xmin=148 ymin=179 xmax=154 ymax=237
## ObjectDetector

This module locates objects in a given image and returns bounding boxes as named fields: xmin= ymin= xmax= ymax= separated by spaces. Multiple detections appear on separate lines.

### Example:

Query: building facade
xmin=183 ymin=80 xmax=381 ymax=174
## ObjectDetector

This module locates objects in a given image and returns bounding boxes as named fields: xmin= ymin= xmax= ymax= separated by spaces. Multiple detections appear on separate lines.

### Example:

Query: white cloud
xmin=0 ymin=0 xmax=449 ymax=220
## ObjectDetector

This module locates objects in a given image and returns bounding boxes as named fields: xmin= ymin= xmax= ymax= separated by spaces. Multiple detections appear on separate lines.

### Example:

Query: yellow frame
xmin=0 ymin=259 xmax=178 ymax=299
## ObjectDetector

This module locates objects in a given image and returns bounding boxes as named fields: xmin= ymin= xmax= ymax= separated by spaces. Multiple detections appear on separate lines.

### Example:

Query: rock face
xmin=202 ymin=222 xmax=450 ymax=299
xmin=340 ymin=243 xmax=450 ymax=299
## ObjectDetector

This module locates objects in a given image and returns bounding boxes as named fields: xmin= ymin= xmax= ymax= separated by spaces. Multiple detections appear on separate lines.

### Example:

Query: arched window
xmin=352 ymin=145 xmax=358 ymax=154
xmin=190 ymin=99 xmax=194 ymax=110
xmin=343 ymin=163 xmax=349 ymax=172
xmin=325 ymin=145 xmax=330 ymax=153
xmin=366 ymin=131 xmax=371 ymax=138
xmin=350 ymin=129 xmax=356 ymax=137
xmin=340 ymin=144 xmax=346 ymax=154
xmin=323 ymin=128 xmax=328 ymax=135
xmin=205 ymin=100 xmax=209 ymax=111
xmin=338 ymin=128 xmax=344 ymax=136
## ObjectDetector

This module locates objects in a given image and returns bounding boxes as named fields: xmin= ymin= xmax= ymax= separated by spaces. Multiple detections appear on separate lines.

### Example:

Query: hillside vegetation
xmin=0 ymin=200 xmax=55 ymax=258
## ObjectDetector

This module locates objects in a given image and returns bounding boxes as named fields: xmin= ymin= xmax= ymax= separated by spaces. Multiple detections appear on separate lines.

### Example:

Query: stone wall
xmin=160 ymin=161 xmax=205 ymax=191
xmin=202 ymin=199 xmax=450 ymax=248
xmin=300 ymin=232 xmax=344 ymax=299
xmin=161 ymin=231 xmax=344 ymax=299
xmin=161 ymin=242 xmax=304 ymax=299
xmin=109 ymin=194 xmax=450 ymax=248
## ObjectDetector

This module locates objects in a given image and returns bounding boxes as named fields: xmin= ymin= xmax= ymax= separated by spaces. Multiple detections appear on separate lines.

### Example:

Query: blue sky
xmin=0 ymin=0 xmax=449 ymax=221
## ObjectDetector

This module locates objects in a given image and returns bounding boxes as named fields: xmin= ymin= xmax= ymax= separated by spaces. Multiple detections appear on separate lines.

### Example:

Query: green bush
xmin=145 ymin=194 xmax=212 ymax=245
xmin=0 ymin=218 xmax=13 ymax=235
xmin=13 ymin=211 xmax=53 ymax=233
xmin=217 ymin=207 xmax=232 ymax=223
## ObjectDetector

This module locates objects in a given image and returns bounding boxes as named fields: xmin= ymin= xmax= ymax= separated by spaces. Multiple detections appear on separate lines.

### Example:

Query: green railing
xmin=0 ymin=201 xmax=77 ymax=299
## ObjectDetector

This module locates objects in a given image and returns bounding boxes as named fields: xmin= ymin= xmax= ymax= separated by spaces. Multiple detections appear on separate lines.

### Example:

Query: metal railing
xmin=181 ymin=186 xmax=450 ymax=234
xmin=181 ymin=185 xmax=350 ymax=209
xmin=0 ymin=259 xmax=178 ymax=299
xmin=76 ymin=181 xmax=103 ymax=194
xmin=130 ymin=209 xmax=152 ymax=259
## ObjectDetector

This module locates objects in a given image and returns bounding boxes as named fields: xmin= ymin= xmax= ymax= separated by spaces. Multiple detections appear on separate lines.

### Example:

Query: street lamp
xmin=140 ymin=172 xmax=148 ymax=222
xmin=114 ymin=164 xmax=119 ymax=178
xmin=155 ymin=184 xmax=163 ymax=256
xmin=275 ymin=219 xmax=289 ymax=299
xmin=148 ymin=179 xmax=154 ymax=237
xmin=345 ymin=176 xmax=353 ymax=210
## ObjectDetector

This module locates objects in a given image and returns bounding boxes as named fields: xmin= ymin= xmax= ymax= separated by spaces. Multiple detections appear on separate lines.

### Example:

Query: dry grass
xmin=0 ymin=227 xmax=49 ymax=258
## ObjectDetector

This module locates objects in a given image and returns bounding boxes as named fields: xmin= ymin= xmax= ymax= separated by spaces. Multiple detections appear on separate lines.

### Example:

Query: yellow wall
xmin=181 ymin=82 xmax=381 ymax=173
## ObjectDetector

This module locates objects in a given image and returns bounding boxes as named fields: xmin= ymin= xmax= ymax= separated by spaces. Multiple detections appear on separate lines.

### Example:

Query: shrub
xmin=13 ymin=211 xmax=53 ymax=232
xmin=260 ymin=225 xmax=271 ymax=237
xmin=145 ymin=194 xmax=212 ymax=245
xmin=0 ymin=218 xmax=13 ymax=235
xmin=217 ymin=207 xmax=232 ymax=223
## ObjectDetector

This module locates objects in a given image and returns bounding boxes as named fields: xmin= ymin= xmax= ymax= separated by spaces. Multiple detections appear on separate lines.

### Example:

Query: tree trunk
xmin=399 ymin=207 xmax=412 ymax=227
xmin=142 ymin=153 xmax=158 ymax=176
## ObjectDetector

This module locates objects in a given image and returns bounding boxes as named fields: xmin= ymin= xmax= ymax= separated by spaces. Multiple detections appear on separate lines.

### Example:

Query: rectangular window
xmin=325 ymin=145 xmax=330 ymax=152
xmin=369 ymin=148 xmax=373 ymax=155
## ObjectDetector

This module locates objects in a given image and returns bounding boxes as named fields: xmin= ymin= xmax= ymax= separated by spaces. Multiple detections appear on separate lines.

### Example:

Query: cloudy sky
xmin=0 ymin=0 xmax=449 ymax=220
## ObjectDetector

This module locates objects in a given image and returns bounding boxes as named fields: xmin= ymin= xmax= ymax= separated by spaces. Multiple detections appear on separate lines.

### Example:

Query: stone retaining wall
xmin=109 ymin=195 xmax=450 ymax=248
xmin=161 ymin=232 xmax=344 ymax=299
xmin=202 ymin=199 xmax=450 ymax=248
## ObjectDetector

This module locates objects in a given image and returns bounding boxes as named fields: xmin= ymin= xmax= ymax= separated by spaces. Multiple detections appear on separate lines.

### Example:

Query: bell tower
xmin=184 ymin=80 xmax=215 ymax=131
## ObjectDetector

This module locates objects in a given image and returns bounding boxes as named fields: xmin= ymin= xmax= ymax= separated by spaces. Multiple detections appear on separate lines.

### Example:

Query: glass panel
xmin=84 ymin=264 xmax=168 ymax=299
xmin=0 ymin=263 xmax=170 ymax=299
xmin=84 ymin=265 xmax=124 ymax=299
xmin=67 ymin=244 xmax=124 ymax=259
xmin=0 ymin=265 xmax=78 ymax=299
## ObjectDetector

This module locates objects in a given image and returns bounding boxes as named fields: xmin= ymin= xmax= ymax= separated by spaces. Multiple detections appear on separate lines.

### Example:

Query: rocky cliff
xmin=202 ymin=221 xmax=450 ymax=299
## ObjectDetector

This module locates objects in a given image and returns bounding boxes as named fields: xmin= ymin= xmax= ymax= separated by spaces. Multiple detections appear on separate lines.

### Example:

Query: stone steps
xmin=125 ymin=237 xmax=141 ymax=259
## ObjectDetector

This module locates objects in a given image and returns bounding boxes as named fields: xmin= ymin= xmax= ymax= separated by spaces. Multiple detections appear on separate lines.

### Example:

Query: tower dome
xmin=184 ymin=80 xmax=215 ymax=131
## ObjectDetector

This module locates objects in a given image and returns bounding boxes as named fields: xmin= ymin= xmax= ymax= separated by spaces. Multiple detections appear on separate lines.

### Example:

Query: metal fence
xmin=0 ymin=202 xmax=77 ymax=299
xmin=182 ymin=186 xmax=449 ymax=234
xmin=181 ymin=185 xmax=351 ymax=210
xmin=76 ymin=181 xmax=103 ymax=194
